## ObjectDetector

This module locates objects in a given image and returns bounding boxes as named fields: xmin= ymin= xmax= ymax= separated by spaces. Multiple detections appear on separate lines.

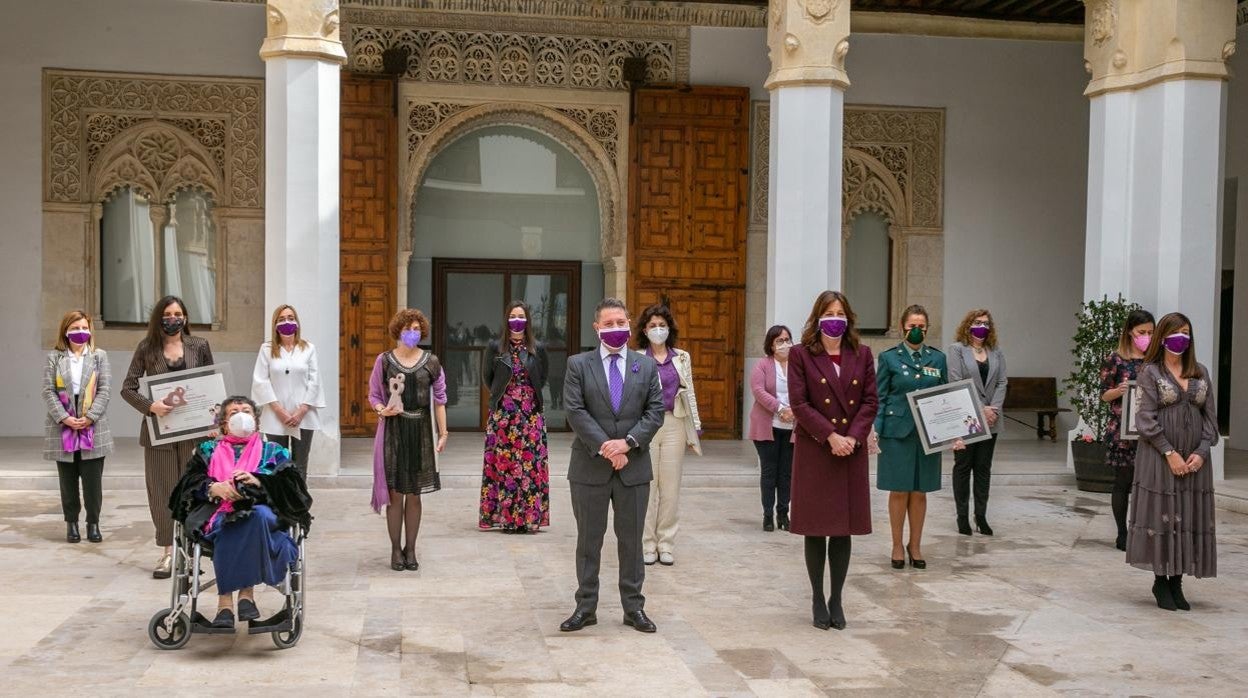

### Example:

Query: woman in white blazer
xmin=251 ymin=304 xmax=326 ymax=477
xmin=634 ymin=303 xmax=702 ymax=567
xmin=947 ymin=309 xmax=1008 ymax=537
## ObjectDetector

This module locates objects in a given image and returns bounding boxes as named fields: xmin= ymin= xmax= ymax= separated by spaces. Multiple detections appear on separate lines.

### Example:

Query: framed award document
xmin=139 ymin=364 xmax=232 ymax=446
xmin=906 ymin=379 xmax=993 ymax=455
xmin=1119 ymin=380 xmax=1141 ymax=441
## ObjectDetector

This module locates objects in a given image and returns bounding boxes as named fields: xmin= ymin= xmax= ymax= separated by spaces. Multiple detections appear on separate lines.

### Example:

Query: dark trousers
xmin=57 ymin=452 xmax=104 ymax=524
xmin=754 ymin=428 xmax=793 ymax=517
xmin=265 ymin=429 xmax=314 ymax=479
xmin=953 ymin=434 xmax=997 ymax=519
xmin=570 ymin=473 xmax=649 ymax=615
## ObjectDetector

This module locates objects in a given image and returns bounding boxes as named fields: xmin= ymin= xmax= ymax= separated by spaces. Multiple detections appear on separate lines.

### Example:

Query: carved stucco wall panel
xmin=41 ymin=70 xmax=264 ymax=350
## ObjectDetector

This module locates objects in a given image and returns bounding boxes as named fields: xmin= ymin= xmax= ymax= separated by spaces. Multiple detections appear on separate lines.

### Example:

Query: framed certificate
xmin=1119 ymin=380 xmax=1141 ymax=441
xmin=906 ymin=379 xmax=993 ymax=455
xmin=139 ymin=364 xmax=233 ymax=446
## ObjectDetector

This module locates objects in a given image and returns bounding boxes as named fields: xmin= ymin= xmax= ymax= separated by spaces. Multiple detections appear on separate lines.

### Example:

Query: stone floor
xmin=2 ymin=478 xmax=1247 ymax=695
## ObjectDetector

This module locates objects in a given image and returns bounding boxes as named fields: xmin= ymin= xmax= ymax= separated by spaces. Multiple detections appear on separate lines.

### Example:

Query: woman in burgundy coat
xmin=788 ymin=290 xmax=879 ymax=631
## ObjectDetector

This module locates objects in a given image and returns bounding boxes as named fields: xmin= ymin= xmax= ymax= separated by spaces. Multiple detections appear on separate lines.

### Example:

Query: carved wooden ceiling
xmin=678 ymin=0 xmax=1085 ymax=25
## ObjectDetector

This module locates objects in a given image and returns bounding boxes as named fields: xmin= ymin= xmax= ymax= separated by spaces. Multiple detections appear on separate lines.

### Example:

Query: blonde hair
xmin=270 ymin=304 xmax=308 ymax=357
xmin=55 ymin=310 xmax=94 ymax=352
xmin=954 ymin=309 xmax=997 ymax=349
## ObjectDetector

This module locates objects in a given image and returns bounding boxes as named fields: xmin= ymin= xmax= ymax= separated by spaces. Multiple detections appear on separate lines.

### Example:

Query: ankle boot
xmin=86 ymin=523 xmax=102 ymax=543
xmin=956 ymin=515 xmax=972 ymax=536
xmin=66 ymin=522 xmax=81 ymax=543
xmin=1152 ymin=576 xmax=1177 ymax=611
xmin=974 ymin=515 xmax=993 ymax=536
xmin=1115 ymin=530 xmax=1127 ymax=552
xmin=1168 ymin=576 xmax=1190 ymax=611
xmin=777 ymin=512 xmax=790 ymax=531
xmin=763 ymin=515 xmax=775 ymax=532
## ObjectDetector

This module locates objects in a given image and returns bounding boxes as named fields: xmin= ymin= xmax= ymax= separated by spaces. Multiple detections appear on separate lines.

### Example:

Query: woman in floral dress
xmin=1098 ymin=309 xmax=1154 ymax=550
xmin=479 ymin=300 xmax=550 ymax=533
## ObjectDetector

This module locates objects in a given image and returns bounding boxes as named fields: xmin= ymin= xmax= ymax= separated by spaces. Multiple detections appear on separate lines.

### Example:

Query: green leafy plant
xmin=1062 ymin=294 xmax=1142 ymax=442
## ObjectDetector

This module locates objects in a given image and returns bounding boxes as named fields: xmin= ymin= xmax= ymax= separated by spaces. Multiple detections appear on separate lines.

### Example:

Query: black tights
xmin=1112 ymin=466 xmax=1134 ymax=540
xmin=804 ymin=536 xmax=851 ymax=625
xmin=386 ymin=491 xmax=423 ymax=555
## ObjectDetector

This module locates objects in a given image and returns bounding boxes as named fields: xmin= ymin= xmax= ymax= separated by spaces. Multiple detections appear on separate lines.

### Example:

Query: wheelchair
xmin=147 ymin=519 xmax=307 ymax=650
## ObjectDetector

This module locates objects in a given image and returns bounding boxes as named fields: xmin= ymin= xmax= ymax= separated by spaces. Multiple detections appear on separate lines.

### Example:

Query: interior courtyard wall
xmin=0 ymin=0 xmax=265 ymax=436
xmin=692 ymin=28 xmax=1089 ymax=437
xmin=1226 ymin=22 xmax=1248 ymax=446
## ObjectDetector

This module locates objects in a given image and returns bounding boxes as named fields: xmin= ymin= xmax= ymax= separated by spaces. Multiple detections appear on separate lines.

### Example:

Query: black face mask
xmin=161 ymin=317 xmax=185 ymax=336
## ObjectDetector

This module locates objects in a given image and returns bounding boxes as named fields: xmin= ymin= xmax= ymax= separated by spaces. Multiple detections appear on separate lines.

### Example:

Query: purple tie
xmin=608 ymin=353 xmax=623 ymax=412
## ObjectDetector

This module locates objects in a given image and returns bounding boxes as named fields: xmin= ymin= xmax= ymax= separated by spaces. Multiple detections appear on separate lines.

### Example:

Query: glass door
xmin=434 ymin=259 xmax=580 ymax=431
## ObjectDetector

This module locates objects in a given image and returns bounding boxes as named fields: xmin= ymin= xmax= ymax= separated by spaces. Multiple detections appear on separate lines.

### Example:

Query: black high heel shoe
xmin=391 ymin=548 xmax=405 ymax=571
xmin=66 ymin=522 xmax=80 ymax=544
xmin=906 ymin=545 xmax=926 ymax=570
xmin=828 ymin=598 xmax=846 ymax=631
xmin=956 ymin=516 xmax=972 ymax=536
xmin=404 ymin=547 xmax=420 ymax=571
xmin=890 ymin=547 xmax=905 ymax=570
xmin=975 ymin=516 xmax=994 ymax=536
xmin=811 ymin=596 xmax=831 ymax=630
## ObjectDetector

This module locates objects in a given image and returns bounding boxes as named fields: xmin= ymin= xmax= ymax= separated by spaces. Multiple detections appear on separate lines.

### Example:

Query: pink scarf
xmin=206 ymin=433 xmax=263 ymax=526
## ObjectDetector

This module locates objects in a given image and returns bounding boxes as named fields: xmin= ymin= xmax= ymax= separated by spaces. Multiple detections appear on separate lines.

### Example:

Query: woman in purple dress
xmin=478 ymin=300 xmax=551 ymax=533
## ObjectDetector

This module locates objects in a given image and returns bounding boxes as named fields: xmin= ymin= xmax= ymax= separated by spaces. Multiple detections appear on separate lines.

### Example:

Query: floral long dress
xmin=1099 ymin=352 xmax=1143 ymax=469
xmin=478 ymin=342 xmax=550 ymax=531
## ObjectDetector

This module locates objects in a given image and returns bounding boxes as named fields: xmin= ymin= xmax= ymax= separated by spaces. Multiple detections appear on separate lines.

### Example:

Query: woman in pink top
xmin=748 ymin=325 xmax=794 ymax=532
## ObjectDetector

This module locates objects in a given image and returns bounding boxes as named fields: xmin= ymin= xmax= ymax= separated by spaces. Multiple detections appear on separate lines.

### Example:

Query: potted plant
xmin=1062 ymin=294 xmax=1142 ymax=492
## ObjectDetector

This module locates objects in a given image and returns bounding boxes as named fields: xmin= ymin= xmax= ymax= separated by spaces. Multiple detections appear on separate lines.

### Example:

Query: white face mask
xmin=228 ymin=411 xmax=257 ymax=438
xmin=646 ymin=326 xmax=670 ymax=345
xmin=774 ymin=342 xmax=792 ymax=359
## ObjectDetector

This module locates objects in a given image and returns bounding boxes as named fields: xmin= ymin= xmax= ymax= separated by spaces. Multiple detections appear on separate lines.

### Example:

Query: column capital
xmin=260 ymin=0 xmax=347 ymax=64
xmin=1082 ymin=0 xmax=1237 ymax=98
xmin=764 ymin=0 xmax=851 ymax=91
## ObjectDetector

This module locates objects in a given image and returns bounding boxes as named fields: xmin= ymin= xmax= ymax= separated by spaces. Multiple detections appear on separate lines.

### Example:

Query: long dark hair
xmin=1144 ymin=312 xmax=1200 ymax=378
xmin=799 ymin=290 xmax=859 ymax=353
xmin=498 ymin=300 xmax=536 ymax=354
xmin=138 ymin=295 xmax=190 ymax=359
xmin=1116 ymin=308 xmax=1155 ymax=358
xmin=634 ymin=303 xmax=680 ymax=350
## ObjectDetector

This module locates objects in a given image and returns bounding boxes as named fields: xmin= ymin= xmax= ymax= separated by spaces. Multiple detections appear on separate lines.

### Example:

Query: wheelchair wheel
xmin=271 ymin=614 xmax=302 ymax=650
xmin=148 ymin=609 xmax=191 ymax=650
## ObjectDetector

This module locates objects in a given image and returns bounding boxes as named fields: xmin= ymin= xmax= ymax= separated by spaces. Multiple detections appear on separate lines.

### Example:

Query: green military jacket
xmin=874 ymin=342 xmax=948 ymax=439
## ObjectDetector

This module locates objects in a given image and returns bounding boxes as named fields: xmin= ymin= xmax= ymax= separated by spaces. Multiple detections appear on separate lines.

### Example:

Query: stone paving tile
xmin=0 ymin=483 xmax=1246 ymax=696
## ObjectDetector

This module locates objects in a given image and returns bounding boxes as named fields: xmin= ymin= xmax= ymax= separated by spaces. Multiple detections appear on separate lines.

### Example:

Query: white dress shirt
xmin=772 ymin=360 xmax=790 ymax=430
xmin=68 ymin=351 xmax=86 ymax=396
xmin=599 ymin=344 xmax=629 ymax=388
xmin=251 ymin=341 xmax=327 ymax=437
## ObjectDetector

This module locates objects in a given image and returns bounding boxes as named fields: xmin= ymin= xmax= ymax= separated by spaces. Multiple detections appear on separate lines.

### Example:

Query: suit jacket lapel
xmin=839 ymin=345 xmax=858 ymax=393
xmin=587 ymin=349 xmax=611 ymax=408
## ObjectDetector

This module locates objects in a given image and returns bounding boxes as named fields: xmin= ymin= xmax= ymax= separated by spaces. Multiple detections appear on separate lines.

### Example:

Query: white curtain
xmin=164 ymin=189 xmax=217 ymax=324
xmin=100 ymin=187 xmax=155 ymax=323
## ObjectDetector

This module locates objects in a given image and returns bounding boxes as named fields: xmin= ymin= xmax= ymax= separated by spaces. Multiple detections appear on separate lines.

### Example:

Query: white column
xmin=261 ymin=0 xmax=346 ymax=475
xmin=764 ymin=0 xmax=850 ymax=328
xmin=1081 ymin=0 xmax=1237 ymax=478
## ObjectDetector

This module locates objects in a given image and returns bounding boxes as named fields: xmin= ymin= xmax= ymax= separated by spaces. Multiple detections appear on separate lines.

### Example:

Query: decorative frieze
xmin=748 ymin=100 xmax=769 ymax=227
xmin=43 ymin=70 xmax=264 ymax=208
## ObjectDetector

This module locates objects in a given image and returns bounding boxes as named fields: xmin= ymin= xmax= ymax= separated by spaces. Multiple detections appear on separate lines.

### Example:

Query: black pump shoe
xmin=828 ymin=598 xmax=847 ymax=631
xmin=391 ymin=548 xmax=405 ymax=571
xmin=975 ymin=516 xmax=994 ymax=536
xmin=906 ymin=545 xmax=926 ymax=570
xmin=66 ymin=522 xmax=80 ymax=543
xmin=404 ymin=547 xmax=420 ymax=571
xmin=956 ymin=516 xmax=972 ymax=536
xmin=811 ymin=597 xmax=831 ymax=630
xmin=763 ymin=515 xmax=775 ymax=532
xmin=777 ymin=512 xmax=790 ymax=531
xmin=86 ymin=523 xmax=102 ymax=543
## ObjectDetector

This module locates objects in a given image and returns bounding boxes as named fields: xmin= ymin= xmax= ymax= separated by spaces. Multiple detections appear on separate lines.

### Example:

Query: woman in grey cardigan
xmin=947 ymin=309 xmax=1008 ymax=536
xmin=42 ymin=310 xmax=113 ymax=543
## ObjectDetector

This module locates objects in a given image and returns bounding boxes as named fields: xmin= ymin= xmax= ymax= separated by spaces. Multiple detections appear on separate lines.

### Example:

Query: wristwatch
xmin=1164 ymin=449 xmax=1175 ymax=457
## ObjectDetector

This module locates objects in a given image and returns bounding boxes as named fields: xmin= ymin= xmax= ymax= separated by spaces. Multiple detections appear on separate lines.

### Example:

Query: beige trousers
xmin=643 ymin=412 xmax=688 ymax=555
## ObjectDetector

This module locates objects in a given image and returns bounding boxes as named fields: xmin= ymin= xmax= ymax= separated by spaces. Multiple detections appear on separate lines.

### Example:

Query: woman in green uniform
xmin=875 ymin=305 xmax=951 ymax=570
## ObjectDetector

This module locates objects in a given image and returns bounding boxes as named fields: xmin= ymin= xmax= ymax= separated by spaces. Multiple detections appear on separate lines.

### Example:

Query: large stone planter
xmin=1072 ymin=440 xmax=1114 ymax=493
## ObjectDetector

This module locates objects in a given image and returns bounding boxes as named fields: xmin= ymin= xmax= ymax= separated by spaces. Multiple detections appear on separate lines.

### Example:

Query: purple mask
xmin=969 ymin=325 xmax=990 ymax=340
xmin=508 ymin=318 xmax=527 ymax=333
xmin=400 ymin=329 xmax=422 ymax=348
xmin=819 ymin=316 xmax=848 ymax=339
xmin=1163 ymin=333 xmax=1191 ymax=355
xmin=599 ymin=327 xmax=630 ymax=350
xmin=1132 ymin=334 xmax=1151 ymax=353
xmin=276 ymin=321 xmax=298 ymax=337
xmin=66 ymin=330 xmax=91 ymax=345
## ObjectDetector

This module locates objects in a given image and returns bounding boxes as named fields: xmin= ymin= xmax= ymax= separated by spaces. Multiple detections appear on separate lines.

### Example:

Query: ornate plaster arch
xmin=842 ymin=147 xmax=906 ymax=228
xmin=402 ymin=101 xmax=624 ymax=262
xmin=89 ymin=121 xmax=225 ymax=205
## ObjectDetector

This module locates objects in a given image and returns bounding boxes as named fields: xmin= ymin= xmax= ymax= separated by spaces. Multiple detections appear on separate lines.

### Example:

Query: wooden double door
xmin=628 ymin=87 xmax=750 ymax=438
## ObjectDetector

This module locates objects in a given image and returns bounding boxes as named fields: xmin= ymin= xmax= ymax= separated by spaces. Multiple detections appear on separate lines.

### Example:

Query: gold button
xmin=820 ymin=378 xmax=827 ymax=384
xmin=842 ymin=418 xmax=849 ymax=424
xmin=849 ymin=400 xmax=855 ymax=405
xmin=824 ymin=398 xmax=831 ymax=404
xmin=852 ymin=379 xmax=858 ymax=385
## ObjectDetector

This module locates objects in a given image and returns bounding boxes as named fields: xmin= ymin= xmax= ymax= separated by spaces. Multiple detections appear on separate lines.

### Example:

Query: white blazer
xmin=251 ymin=341 xmax=327 ymax=437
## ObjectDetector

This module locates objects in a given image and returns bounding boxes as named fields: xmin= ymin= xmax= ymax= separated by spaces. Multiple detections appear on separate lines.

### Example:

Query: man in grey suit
xmin=559 ymin=298 xmax=665 ymax=634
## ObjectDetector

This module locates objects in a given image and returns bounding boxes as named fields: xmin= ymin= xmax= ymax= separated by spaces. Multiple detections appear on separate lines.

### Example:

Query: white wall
xmin=691 ymin=28 xmax=1090 ymax=437
xmin=1225 ymin=23 xmax=1248 ymax=446
xmin=0 ymin=0 xmax=265 ymax=436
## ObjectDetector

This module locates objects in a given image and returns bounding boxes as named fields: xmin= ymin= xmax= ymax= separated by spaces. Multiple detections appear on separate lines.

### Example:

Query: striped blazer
xmin=42 ymin=348 xmax=114 ymax=461
xmin=120 ymin=335 xmax=215 ymax=449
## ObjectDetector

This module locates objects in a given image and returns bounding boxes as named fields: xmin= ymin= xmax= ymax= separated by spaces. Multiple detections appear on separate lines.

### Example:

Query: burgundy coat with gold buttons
xmin=787 ymin=342 xmax=879 ymax=537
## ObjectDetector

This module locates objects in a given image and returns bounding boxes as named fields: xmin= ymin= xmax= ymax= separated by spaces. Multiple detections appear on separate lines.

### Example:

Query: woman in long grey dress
xmin=1126 ymin=312 xmax=1218 ymax=612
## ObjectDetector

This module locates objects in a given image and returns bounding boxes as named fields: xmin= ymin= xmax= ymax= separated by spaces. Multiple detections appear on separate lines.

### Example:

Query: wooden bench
xmin=1002 ymin=377 xmax=1071 ymax=441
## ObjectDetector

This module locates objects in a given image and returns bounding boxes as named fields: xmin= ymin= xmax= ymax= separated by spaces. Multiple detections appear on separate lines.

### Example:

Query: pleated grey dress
xmin=1126 ymin=362 xmax=1218 ymax=578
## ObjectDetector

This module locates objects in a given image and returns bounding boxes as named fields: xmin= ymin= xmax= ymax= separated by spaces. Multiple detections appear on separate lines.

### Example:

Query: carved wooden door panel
xmin=340 ymin=74 xmax=397 ymax=436
xmin=629 ymin=87 xmax=749 ymax=438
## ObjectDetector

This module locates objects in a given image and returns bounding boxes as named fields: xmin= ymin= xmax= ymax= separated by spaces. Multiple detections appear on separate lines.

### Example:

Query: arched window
xmin=843 ymin=211 xmax=892 ymax=334
xmin=99 ymin=186 xmax=217 ymax=324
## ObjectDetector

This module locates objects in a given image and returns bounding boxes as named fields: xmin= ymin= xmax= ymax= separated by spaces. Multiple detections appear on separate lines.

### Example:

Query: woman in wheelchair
xmin=170 ymin=396 xmax=312 ymax=629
